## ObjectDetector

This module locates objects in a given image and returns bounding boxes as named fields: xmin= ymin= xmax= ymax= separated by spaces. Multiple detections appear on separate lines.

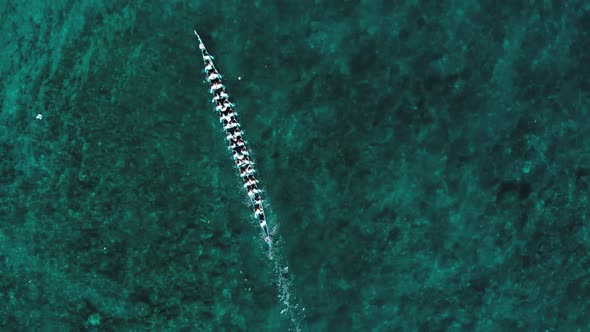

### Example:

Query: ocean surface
xmin=1 ymin=1 xmax=590 ymax=331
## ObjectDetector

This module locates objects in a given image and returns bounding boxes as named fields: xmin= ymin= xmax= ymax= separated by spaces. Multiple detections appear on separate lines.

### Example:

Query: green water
xmin=2 ymin=1 xmax=590 ymax=331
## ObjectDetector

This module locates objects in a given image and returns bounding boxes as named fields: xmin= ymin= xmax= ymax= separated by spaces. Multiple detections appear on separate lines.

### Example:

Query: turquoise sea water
xmin=1 ymin=1 xmax=590 ymax=331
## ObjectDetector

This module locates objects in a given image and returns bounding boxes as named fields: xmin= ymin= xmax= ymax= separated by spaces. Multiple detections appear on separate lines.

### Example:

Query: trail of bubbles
xmin=268 ymin=235 xmax=304 ymax=332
